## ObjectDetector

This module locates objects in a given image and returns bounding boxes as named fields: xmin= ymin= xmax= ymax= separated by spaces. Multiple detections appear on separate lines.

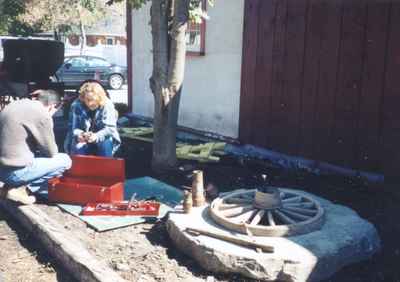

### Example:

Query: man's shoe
xmin=3 ymin=186 xmax=36 ymax=205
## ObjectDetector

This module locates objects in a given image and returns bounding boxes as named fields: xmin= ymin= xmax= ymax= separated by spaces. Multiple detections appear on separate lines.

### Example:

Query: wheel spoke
xmin=231 ymin=209 xmax=257 ymax=224
xmin=219 ymin=203 xmax=245 ymax=210
xmin=284 ymin=206 xmax=317 ymax=216
xmin=283 ymin=202 xmax=314 ymax=209
xmin=220 ymin=205 xmax=253 ymax=217
xmin=225 ymin=197 xmax=253 ymax=204
xmin=274 ymin=210 xmax=296 ymax=225
xmin=249 ymin=210 xmax=265 ymax=225
xmin=280 ymin=208 xmax=311 ymax=221
xmin=267 ymin=211 xmax=276 ymax=226
xmin=282 ymin=196 xmax=302 ymax=204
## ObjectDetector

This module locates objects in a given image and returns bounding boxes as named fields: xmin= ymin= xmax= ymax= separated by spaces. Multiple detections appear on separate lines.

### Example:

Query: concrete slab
xmin=167 ymin=189 xmax=380 ymax=282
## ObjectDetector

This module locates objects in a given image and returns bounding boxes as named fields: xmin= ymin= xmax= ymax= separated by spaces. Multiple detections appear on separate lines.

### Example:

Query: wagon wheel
xmin=209 ymin=188 xmax=324 ymax=237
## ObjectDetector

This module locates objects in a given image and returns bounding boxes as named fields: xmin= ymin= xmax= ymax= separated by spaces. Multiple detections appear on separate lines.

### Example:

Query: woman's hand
xmin=78 ymin=133 xmax=87 ymax=143
xmin=86 ymin=132 xmax=98 ymax=143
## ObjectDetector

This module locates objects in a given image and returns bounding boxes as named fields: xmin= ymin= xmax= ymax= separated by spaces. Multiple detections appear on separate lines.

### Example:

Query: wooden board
xmin=382 ymin=4 xmax=400 ymax=181
xmin=355 ymin=3 xmax=389 ymax=172
xmin=239 ymin=0 xmax=261 ymax=143
xmin=268 ymin=0 xmax=289 ymax=152
xmin=251 ymin=0 xmax=277 ymax=147
xmin=330 ymin=3 xmax=368 ymax=167
xmin=0 ymin=200 xmax=126 ymax=282
xmin=312 ymin=0 xmax=343 ymax=162
xmin=298 ymin=0 xmax=326 ymax=158
xmin=176 ymin=142 xmax=226 ymax=163
xmin=119 ymin=127 xmax=226 ymax=163
xmin=279 ymin=0 xmax=307 ymax=155
xmin=119 ymin=127 xmax=154 ymax=142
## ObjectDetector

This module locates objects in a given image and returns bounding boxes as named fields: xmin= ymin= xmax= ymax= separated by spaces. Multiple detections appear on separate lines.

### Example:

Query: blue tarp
xmin=56 ymin=176 xmax=183 ymax=232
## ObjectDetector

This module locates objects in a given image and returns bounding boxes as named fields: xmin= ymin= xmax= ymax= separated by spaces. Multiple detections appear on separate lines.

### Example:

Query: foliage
xmin=108 ymin=0 xmax=213 ymax=22
xmin=17 ymin=0 xmax=105 ymax=37
xmin=0 ymin=0 xmax=32 ymax=35
xmin=7 ymin=20 xmax=42 ymax=36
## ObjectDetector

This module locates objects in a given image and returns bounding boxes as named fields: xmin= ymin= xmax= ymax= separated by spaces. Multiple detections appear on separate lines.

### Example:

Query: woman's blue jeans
xmin=71 ymin=137 xmax=114 ymax=157
xmin=0 ymin=153 xmax=72 ymax=193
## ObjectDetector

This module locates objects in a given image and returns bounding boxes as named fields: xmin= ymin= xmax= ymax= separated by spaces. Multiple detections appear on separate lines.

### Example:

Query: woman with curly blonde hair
xmin=64 ymin=81 xmax=120 ymax=157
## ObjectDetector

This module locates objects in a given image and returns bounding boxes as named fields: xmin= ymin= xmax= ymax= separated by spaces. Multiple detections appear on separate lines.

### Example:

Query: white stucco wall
xmin=131 ymin=0 xmax=244 ymax=138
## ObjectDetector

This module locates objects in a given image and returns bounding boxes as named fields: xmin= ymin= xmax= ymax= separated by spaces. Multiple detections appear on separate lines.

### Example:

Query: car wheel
xmin=108 ymin=74 xmax=123 ymax=90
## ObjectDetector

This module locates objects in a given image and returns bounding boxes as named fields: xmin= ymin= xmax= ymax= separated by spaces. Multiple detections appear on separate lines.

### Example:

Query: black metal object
xmin=0 ymin=38 xmax=65 ymax=98
xmin=3 ymin=39 xmax=64 ymax=83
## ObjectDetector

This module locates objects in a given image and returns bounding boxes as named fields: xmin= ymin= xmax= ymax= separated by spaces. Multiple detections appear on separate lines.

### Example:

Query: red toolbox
xmin=81 ymin=201 xmax=160 ymax=216
xmin=48 ymin=155 xmax=125 ymax=205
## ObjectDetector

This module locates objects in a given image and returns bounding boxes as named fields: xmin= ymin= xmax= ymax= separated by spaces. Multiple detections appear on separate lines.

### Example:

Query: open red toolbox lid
xmin=65 ymin=155 xmax=125 ymax=182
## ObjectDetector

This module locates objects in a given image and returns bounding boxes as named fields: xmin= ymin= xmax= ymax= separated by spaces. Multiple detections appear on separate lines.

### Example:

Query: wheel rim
xmin=209 ymin=188 xmax=325 ymax=237
xmin=110 ymin=75 xmax=123 ymax=89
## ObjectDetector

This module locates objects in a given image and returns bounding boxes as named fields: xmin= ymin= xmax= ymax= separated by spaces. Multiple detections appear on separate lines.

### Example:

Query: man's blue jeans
xmin=0 ymin=153 xmax=72 ymax=193
xmin=71 ymin=137 xmax=114 ymax=157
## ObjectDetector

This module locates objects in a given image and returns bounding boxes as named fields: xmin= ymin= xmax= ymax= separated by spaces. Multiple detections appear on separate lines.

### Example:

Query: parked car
xmin=55 ymin=55 xmax=127 ymax=90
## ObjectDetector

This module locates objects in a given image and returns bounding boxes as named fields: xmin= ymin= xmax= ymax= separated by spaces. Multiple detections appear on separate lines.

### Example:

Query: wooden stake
xmin=192 ymin=170 xmax=205 ymax=207
xmin=185 ymin=227 xmax=274 ymax=253
xmin=183 ymin=190 xmax=193 ymax=214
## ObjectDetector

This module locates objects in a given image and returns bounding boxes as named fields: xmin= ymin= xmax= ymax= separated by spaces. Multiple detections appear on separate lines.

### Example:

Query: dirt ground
xmin=0 ymin=125 xmax=398 ymax=282
xmin=0 ymin=211 xmax=76 ymax=282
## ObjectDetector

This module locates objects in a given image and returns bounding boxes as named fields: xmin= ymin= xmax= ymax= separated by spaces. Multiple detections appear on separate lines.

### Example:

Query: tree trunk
xmin=53 ymin=28 xmax=60 ymax=41
xmin=51 ymin=18 xmax=59 ymax=41
xmin=79 ymin=20 xmax=87 ymax=55
xmin=150 ymin=0 xmax=189 ymax=172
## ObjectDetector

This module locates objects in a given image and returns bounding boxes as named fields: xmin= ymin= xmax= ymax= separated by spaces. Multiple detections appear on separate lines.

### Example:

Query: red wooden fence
xmin=240 ymin=0 xmax=399 ymax=178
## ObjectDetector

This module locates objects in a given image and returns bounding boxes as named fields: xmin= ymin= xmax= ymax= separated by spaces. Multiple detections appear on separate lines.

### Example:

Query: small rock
xmin=137 ymin=274 xmax=152 ymax=282
xmin=178 ymin=164 xmax=196 ymax=172
xmin=114 ymin=263 xmax=130 ymax=272
xmin=206 ymin=276 xmax=215 ymax=282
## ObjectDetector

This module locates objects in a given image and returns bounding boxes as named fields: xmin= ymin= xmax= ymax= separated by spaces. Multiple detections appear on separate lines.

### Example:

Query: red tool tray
xmin=81 ymin=201 xmax=160 ymax=216
xmin=48 ymin=155 xmax=125 ymax=205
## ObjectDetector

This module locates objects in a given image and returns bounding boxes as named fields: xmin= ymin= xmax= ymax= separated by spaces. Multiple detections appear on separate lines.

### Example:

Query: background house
xmin=128 ymin=0 xmax=399 ymax=181
xmin=65 ymin=15 xmax=127 ymax=66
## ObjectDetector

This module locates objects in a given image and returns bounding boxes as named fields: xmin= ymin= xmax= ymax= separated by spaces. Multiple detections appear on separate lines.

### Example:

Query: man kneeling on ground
xmin=0 ymin=90 xmax=72 ymax=204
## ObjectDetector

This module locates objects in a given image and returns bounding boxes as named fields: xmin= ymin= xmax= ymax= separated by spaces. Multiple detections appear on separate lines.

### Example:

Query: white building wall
xmin=131 ymin=0 xmax=244 ymax=138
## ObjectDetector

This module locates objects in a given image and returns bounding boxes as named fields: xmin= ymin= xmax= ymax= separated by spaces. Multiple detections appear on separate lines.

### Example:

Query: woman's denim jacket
xmin=64 ymin=98 xmax=121 ymax=155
